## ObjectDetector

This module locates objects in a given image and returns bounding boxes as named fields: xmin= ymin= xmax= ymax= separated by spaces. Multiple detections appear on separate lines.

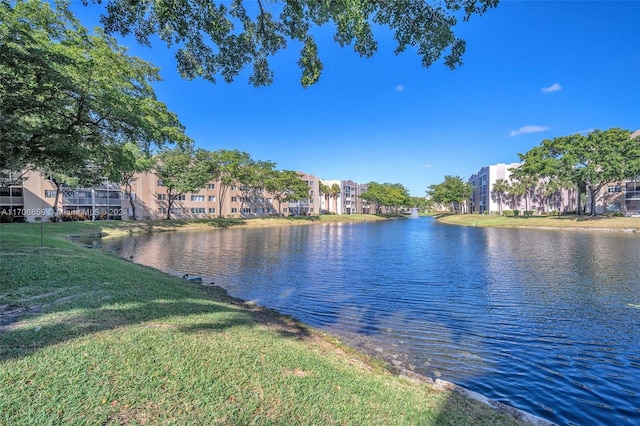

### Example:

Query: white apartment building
xmin=468 ymin=163 xmax=576 ymax=214
xmin=320 ymin=179 xmax=365 ymax=215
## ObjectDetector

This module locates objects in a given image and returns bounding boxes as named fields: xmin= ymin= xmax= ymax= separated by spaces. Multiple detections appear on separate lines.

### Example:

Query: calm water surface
xmin=106 ymin=218 xmax=640 ymax=425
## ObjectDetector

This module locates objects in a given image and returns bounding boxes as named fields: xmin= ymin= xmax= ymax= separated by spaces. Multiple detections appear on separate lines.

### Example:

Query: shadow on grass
xmin=0 ymin=248 xmax=309 ymax=363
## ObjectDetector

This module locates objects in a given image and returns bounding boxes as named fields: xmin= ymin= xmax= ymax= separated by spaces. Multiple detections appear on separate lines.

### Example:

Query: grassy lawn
xmin=435 ymin=213 xmax=640 ymax=231
xmin=0 ymin=221 xmax=525 ymax=425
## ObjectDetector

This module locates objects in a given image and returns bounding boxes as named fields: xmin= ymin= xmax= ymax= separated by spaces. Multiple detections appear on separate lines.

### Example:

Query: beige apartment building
xmin=129 ymin=170 xmax=321 ymax=220
xmin=2 ymin=169 xmax=321 ymax=222
xmin=591 ymin=178 xmax=640 ymax=216
xmin=2 ymin=170 xmax=127 ymax=223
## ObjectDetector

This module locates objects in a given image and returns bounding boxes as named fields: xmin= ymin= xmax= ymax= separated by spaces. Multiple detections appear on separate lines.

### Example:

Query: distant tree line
xmin=426 ymin=128 xmax=640 ymax=216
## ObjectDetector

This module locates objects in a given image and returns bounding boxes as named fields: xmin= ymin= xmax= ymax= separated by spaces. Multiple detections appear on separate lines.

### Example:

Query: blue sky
xmin=71 ymin=1 xmax=640 ymax=196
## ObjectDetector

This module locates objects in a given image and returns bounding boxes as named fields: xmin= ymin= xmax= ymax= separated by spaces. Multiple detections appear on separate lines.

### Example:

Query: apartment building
xmin=110 ymin=170 xmax=321 ymax=220
xmin=468 ymin=163 xmax=576 ymax=214
xmin=468 ymin=163 xmax=521 ymax=214
xmin=597 ymin=129 xmax=640 ymax=216
xmin=2 ymin=169 xmax=322 ymax=222
xmin=592 ymin=178 xmax=640 ymax=216
xmin=319 ymin=179 xmax=366 ymax=214
xmin=0 ymin=170 xmax=126 ymax=223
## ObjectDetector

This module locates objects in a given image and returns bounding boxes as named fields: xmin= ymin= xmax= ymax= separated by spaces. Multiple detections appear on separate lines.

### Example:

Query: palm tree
xmin=329 ymin=183 xmax=341 ymax=214
xmin=319 ymin=182 xmax=330 ymax=214
xmin=521 ymin=176 xmax=537 ymax=212
xmin=492 ymin=179 xmax=510 ymax=215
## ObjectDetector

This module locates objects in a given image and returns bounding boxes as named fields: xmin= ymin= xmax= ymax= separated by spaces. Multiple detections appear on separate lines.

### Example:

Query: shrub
xmin=60 ymin=212 xmax=88 ymax=221
xmin=524 ymin=211 xmax=534 ymax=216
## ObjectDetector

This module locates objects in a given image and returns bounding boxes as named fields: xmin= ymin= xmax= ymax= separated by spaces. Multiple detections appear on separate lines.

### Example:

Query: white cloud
xmin=576 ymin=128 xmax=595 ymax=135
xmin=542 ymin=83 xmax=562 ymax=93
xmin=395 ymin=85 xmax=405 ymax=92
xmin=509 ymin=125 xmax=550 ymax=137
xmin=423 ymin=164 xmax=432 ymax=168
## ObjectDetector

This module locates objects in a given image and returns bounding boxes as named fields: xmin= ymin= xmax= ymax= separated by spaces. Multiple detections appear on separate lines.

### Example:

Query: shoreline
xmin=200 ymin=283 xmax=556 ymax=426
xmin=433 ymin=213 xmax=640 ymax=233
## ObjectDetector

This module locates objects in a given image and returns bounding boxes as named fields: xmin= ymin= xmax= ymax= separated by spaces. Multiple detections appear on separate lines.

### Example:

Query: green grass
xmin=435 ymin=213 xmax=640 ymax=231
xmin=0 ymin=221 xmax=525 ymax=425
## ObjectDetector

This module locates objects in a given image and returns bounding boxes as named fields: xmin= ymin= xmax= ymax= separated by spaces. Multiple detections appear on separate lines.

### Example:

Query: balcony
xmin=0 ymin=196 xmax=24 ymax=205
xmin=625 ymin=191 xmax=640 ymax=200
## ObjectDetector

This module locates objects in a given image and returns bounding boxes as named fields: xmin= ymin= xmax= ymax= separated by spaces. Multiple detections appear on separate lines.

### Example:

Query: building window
xmin=190 ymin=208 xmax=205 ymax=214
xmin=231 ymin=196 xmax=237 ymax=202
xmin=191 ymin=195 xmax=205 ymax=202
xmin=157 ymin=194 xmax=166 ymax=201
xmin=607 ymin=202 xmax=621 ymax=212
xmin=231 ymin=186 xmax=237 ymax=191
xmin=231 ymin=207 xmax=238 ymax=213
xmin=175 ymin=194 xmax=186 ymax=201
xmin=207 ymin=183 xmax=215 ymax=189
xmin=242 ymin=208 xmax=251 ymax=213
xmin=170 ymin=207 xmax=182 ymax=214
xmin=608 ymin=185 xmax=621 ymax=193
xmin=44 ymin=190 xmax=56 ymax=198
xmin=158 ymin=207 xmax=167 ymax=214
xmin=157 ymin=180 xmax=164 ymax=187
xmin=208 ymin=196 xmax=216 ymax=202
xmin=208 ymin=208 xmax=216 ymax=214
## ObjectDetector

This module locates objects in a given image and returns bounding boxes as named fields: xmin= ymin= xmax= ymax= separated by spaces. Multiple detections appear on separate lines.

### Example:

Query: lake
xmin=105 ymin=217 xmax=640 ymax=425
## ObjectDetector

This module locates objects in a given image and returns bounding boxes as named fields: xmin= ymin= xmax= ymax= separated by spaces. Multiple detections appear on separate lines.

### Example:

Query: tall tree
xmin=155 ymin=147 xmax=211 ymax=219
xmin=101 ymin=143 xmax=154 ymax=220
xmin=236 ymin=159 xmax=275 ymax=214
xmin=319 ymin=182 xmax=331 ymax=214
xmin=265 ymin=170 xmax=310 ymax=215
xmin=328 ymin=183 xmax=341 ymax=214
xmin=518 ymin=128 xmax=639 ymax=216
xmin=512 ymin=176 xmax=537 ymax=212
xmin=360 ymin=182 xmax=411 ymax=214
xmin=491 ymin=178 xmax=510 ymax=214
xmin=208 ymin=149 xmax=254 ymax=218
xmin=360 ymin=182 xmax=385 ymax=214
xmin=91 ymin=0 xmax=498 ymax=87
xmin=427 ymin=175 xmax=473 ymax=213
xmin=0 ymin=0 xmax=188 ymax=173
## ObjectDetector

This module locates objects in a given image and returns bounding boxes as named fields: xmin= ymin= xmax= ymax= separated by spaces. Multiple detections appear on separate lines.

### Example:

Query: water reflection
xmin=105 ymin=219 xmax=640 ymax=425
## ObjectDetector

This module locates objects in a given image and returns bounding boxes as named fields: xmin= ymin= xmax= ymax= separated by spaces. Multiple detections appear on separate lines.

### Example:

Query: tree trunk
xmin=577 ymin=190 xmax=582 ymax=215
xmin=125 ymin=183 xmax=136 ymax=220
xmin=52 ymin=182 xmax=62 ymax=220
xmin=217 ymin=186 xmax=228 ymax=218
xmin=167 ymin=190 xmax=173 ymax=220
xmin=589 ymin=187 xmax=598 ymax=217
